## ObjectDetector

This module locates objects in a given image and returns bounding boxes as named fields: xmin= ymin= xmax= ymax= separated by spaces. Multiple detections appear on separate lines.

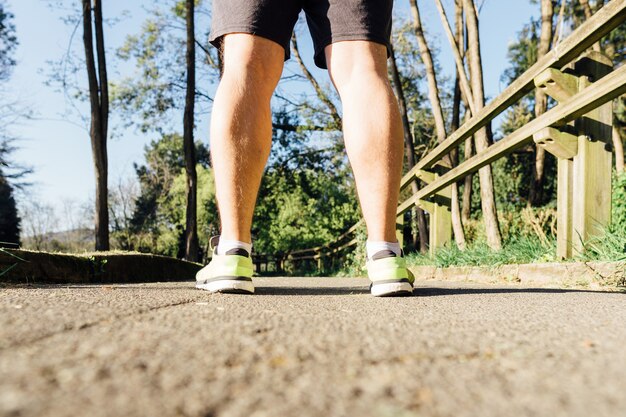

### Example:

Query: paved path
xmin=1 ymin=278 xmax=625 ymax=417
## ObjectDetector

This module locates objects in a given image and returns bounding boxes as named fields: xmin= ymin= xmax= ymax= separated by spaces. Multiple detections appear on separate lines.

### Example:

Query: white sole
xmin=371 ymin=281 xmax=413 ymax=297
xmin=196 ymin=279 xmax=255 ymax=294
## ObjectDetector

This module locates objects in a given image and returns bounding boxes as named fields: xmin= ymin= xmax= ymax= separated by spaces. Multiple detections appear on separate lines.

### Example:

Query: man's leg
xmin=210 ymin=34 xmax=285 ymax=244
xmin=325 ymin=41 xmax=404 ymax=243
xmin=325 ymin=41 xmax=413 ymax=296
xmin=196 ymin=34 xmax=283 ymax=294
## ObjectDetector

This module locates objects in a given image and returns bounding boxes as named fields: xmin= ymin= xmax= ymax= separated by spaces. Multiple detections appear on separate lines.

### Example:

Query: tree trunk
xmin=529 ymin=0 xmax=554 ymax=206
xmin=453 ymin=0 xmax=473 ymax=224
xmin=463 ymin=0 xmax=502 ymax=250
xmin=461 ymin=136 xmax=474 ymax=223
xmin=433 ymin=0 xmax=475 ymax=115
xmin=388 ymin=45 xmax=428 ymax=252
xmin=580 ymin=0 xmax=602 ymax=51
xmin=614 ymin=125 xmax=625 ymax=174
xmin=83 ymin=0 xmax=109 ymax=251
xmin=409 ymin=0 xmax=465 ymax=249
xmin=183 ymin=0 xmax=199 ymax=261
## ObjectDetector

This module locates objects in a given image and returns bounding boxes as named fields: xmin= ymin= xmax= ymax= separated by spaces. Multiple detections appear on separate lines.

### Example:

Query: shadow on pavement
xmin=3 ymin=283 xmax=622 ymax=296
xmin=414 ymin=287 xmax=624 ymax=296
xmin=254 ymin=286 xmax=370 ymax=296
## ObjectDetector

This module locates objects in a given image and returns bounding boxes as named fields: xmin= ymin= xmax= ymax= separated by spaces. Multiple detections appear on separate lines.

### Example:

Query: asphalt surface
xmin=1 ymin=278 xmax=625 ymax=417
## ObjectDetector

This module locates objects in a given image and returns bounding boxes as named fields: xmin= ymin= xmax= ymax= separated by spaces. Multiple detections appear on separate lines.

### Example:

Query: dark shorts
xmin=209 ymin=0 xmax=393 ymax=69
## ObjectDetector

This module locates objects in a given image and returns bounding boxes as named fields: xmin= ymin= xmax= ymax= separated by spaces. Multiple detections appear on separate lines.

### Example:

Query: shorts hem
xmin=313 ymin=33 xmax=391 ymax=69
xmin=209 ymin=26 xmax=291 ymax=60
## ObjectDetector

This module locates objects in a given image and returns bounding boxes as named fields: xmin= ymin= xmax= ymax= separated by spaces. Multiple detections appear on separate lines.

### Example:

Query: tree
xmin=528 ymin=0 xmax=554 ymax=206
xmin=182 ymin=0 xmax=199 ymax=261
xmin=82 ymin=0 xmax=110 ymax=251
xmin=453 ymin=0 xmax=475 ymax=224
xmin=114 ymin=0 xmax=217 ymax=133
xmin=389 ymin=44 xmax=429 ymax=252
xmin=0 ymin=169 xmax=19 ymax=245
xmin=20 ymin=201 xmax=58 ymax=251
xmin=115 ymin=0 xmax=217 ymax=259
xmin=129 ymin=133 xmax=211 ymax=257
xmin=408 ymin=0 xmax=466 ymax=250
xmin=253 ymin=110 xmax=360 ymax=255
xmin=0 ymin=1 xmax=24 ymax=245
xmin=463 ymin=0 xmax=503 ymax=250
xmin=0 ymin=1 xmax=17 ymax=82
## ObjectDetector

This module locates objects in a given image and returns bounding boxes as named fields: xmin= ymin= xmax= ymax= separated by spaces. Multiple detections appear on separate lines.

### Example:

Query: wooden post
xmin=557 ymin=158 xmax=575 ymax=258
xmin=429 ymin=184 xmax=452 ymax=257
xmin=533 ymin=127 xmax=578 ymax=259
xmin=316 ymin=251 xmax=322 ymax=273
xmin=572 ymin=52 xmax=613 ymax=254
xmin=534 ymin=51 xmax=613 ymax=258
xmin=396 ymin=214 xmax=404 ymax=248
xmin=417 ymin=170 xmax=452 ymax=257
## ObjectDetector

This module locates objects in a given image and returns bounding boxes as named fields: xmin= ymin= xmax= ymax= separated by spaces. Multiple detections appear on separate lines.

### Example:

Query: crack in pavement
xmin=1 ymin=298 xmax=199 ymax=351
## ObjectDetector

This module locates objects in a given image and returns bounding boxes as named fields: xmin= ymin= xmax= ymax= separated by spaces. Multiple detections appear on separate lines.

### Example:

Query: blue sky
xmin=7 ymin=0 xmax=538 ymax=230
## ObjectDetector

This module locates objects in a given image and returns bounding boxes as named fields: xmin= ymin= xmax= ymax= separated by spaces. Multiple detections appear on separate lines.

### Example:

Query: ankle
xmin=216 ymin=238 xmax=252 ymax=256
xmin=366 ymin=240 xmax=402 ymax=260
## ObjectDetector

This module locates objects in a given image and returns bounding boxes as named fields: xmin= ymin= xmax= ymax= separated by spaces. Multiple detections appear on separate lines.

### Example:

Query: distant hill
xmin=21 ymin=228 xmax=94 ymax=253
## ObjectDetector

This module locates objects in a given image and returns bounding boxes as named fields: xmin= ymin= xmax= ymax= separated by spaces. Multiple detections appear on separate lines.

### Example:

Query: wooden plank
xmin=417 ymin=199 xmax=435 ymax=213
xmin=399 ymin=0 xmax=626 ymax=190
xmin=572 ymin=52 xmax=614 ymax=254
xmin=397 ymin=62 xmax=626 ymax=215
xmin=556 ymin=158 xmax=574 ymax=259
xmin=429 ymin=175 xmax=452 ymax=256
xmin=535 ymin=68 xmax=578 ymax=102
xmin=533 ymin=127 xmax=578 ymax=159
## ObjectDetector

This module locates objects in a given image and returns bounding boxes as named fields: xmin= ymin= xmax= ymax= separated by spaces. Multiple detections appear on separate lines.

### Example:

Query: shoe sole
xmin=371 ymin=281 xmax=413 ymax=297
xmin=196 ymin=279 xmax=255 ymax=294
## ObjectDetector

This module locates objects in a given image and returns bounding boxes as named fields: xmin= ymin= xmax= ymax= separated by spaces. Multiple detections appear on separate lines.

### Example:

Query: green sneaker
xmin=196 ymin=247 xmax=254 ymax=294
xmin=366 ymin=250 xmax=415 ymax=297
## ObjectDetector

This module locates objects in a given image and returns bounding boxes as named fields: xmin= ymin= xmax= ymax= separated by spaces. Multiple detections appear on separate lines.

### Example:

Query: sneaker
xmin=366 ymin=250 xmax=415 ymax=297
xmin=195 ymin=247 xmax=255 ymax=294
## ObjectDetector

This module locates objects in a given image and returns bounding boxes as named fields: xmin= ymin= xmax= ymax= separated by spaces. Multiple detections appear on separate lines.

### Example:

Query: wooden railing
xmin=258 ymin=0 xmax=626 ymax=270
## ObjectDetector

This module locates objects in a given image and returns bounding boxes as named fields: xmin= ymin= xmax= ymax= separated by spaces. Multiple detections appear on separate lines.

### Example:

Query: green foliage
xmin=128 ymin=133 xmax=211 ymax=256
xmin=612 ymin=171 xmax=626 ymax=232
xmin=501 ymin=20 xmax=539 ymax=86
xmin=253 ymin=110 xmax=360 ymax=254
xmin=113 ymin=0 xmax=217 ymax=133
xmin=152 ymin=165 xmax=217 ymax=257
xmin=0 ymin=1 xmax=17 ymax=82
xmin=579 ymin=171 xmax=626 ymax=262
xmin=577 ymin=227 xmax=626 ymax=262
xmin=334 ymin=223 xmax=367 ymax=277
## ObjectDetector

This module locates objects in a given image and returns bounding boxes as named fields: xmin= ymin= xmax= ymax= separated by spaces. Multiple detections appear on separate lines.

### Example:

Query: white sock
xmin=217 ymin=238 xmax=252 ymax=256
xmin=366 ymin=240 xmax=402 ymax=260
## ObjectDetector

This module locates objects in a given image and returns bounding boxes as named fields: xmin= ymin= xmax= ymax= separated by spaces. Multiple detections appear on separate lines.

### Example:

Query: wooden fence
xmin=258 ymin=0 xmax=626 ymax=271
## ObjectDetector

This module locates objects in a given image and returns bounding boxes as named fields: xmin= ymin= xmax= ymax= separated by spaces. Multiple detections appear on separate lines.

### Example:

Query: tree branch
xmin=291 ymin=33 xmax=342 ymax=130
xmin=431 ymin=0 xmax=476 ymax=115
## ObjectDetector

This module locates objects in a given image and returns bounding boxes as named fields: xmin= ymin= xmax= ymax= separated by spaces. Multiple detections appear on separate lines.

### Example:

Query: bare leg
xmin=210 ymin=34 xmax=284 ymax=243
xmin=325 ymin=41 xmax=404 ymax=242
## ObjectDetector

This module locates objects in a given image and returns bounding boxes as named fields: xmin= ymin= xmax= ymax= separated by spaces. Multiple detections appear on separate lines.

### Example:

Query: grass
xmin=576 ymin=225 xmax=626 ymax=262
xmin=406 ymin=236 xmax=556 ymax=269
xmin=403 ymin=225 xmax=626 ymax=269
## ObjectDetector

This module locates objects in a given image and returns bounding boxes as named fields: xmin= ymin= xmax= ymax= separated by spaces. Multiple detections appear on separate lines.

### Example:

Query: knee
xmin=220 ymin=34 xmax=284 ymax=98
xmin=326 ymin=41 xmax=390 ymax=96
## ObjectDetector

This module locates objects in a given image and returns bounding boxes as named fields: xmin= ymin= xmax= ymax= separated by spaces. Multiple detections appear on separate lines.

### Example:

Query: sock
xmin=366 ymin=240 xmax=402 ymax=260
xmin=217 ymin=238 xmax=252 ymax=257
